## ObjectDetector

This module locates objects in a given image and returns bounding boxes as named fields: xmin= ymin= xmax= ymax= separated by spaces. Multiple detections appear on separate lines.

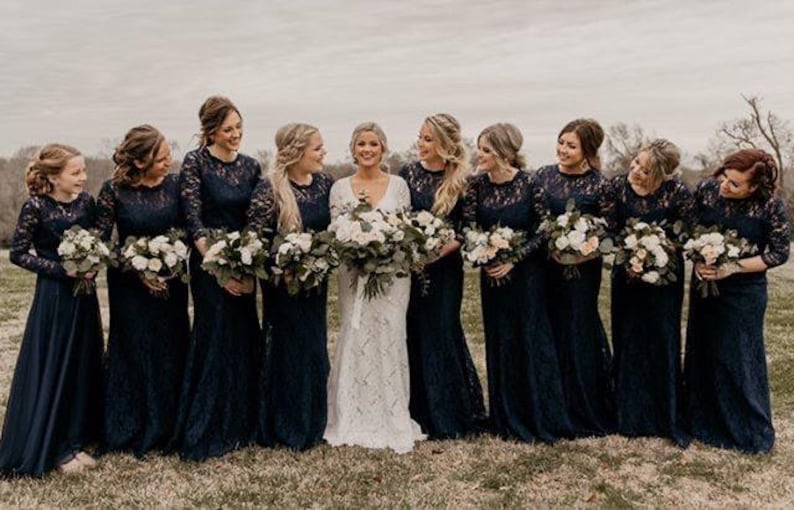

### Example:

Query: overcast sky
xmin=1 ymin=0 xmax=792 ymax=168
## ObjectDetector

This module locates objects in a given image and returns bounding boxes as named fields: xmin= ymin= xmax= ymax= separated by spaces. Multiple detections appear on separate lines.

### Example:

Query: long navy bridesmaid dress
xmin=400 ymin=162 xmax=485 ymax=439
xmin=462 ymin=171 xmax=572 ymax=442
xmin=247 ymin=172 xmax=334 ymax=451
xmin=610 ymin=175 xmax=695 ymax=445
xmin=95 ymin=174 xmax=190 ymax=457
xmin=532 ymin=164 xmax=616 ymax=438
xmin=171 ymin=147 xmax=262 ymax=461
xmin=0 ymin=192 xmax=103 ymax=477
xmin=684 ymin=178 xmax=790 ymax=453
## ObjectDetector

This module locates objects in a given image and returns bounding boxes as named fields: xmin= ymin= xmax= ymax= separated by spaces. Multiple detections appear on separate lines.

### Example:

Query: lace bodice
xmin=9 ymin=192 xmax=96 ymax=278
xmin=462 ymin=171 xmax=547 ymax=259
xmin=94 ymin=174 xmax=184 ymax=242
xmin=532 ymin=165 xmax=616 ymax=230
xmin=610 ymin=174 xmax=696 ymax=236
xmin=398 ymin=161 xmax=464 ymax=227
xmin=694 ymin=178 xmax=790 ymax=268
xmin=179 ymin=147 xmax=261 ymax=240
xmin=246 ymin=172 xmax=334 ymax=236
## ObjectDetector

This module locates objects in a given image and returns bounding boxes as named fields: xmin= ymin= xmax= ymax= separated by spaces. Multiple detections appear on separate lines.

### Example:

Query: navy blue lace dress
xmin=95 ymin=175 xmax=190 ymax=457
xmin=610 ymin=175 xmax=695 ymax=445
xmin=171 ymin=147 xmax=262 ymax=461
xmin=400 ymin=162 xmax=485 ymax=439
xmin=684 ymin=178 xmax=790 ymax=453
xmin=462 ymin=171 xmax=572 ymax=442
xmin=0 ymin=193 xmax=103 ymax=477
xmin=532 ymin=164 xmax=615 ymax=437
xmin=247 ymin=173 xmax=334 ymax=451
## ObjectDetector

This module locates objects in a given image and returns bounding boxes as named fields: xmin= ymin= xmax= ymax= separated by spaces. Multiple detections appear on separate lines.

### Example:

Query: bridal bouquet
xmin=538 ymin=199 xmax=613 ymax=279
xmin=328 ymin=198 xmax=411 ymax=300
xmin=613 ymin=219 xmax=678 ymax=286
xmin=57 ymin=225 xmax=114 ymax=295
xmin=270 ymin=230 xmax=338 ymax=295
xmin=683 ymin=225 xmax=756 ymax=297
xmin=201 ymin=229 xmax=269 ymax=286
xmin=120 ymin=229 xmax=190 ymax=296
xmin=461 ymin=224 xmax=526 ymax=285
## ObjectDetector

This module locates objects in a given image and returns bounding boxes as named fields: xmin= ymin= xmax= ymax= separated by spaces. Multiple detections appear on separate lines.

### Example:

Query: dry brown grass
xmin=1 ymin=250 xmax=793 ymax=508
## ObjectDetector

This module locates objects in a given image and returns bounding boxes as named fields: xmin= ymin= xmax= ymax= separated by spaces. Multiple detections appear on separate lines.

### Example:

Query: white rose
xmin=574 ymin=217 xmax=589 ymax=233
xmin=416 ymin=211 xmax=434 ymax=226
xmin=239 ymin=247 xmax=253 ymax=265
xmin=556 ymin=214 xmax=570 ymax=228
xmin=164 ymin=252 xmax=179 ymax=268
xmin=174 ymin=241 xmax=188 ymax=258
xmin=79 ymin=238 xmax=93 ymax=251
xmin=624 ymin=234 xmax=638 ymax=250
xmin=147 ymin=258 xmax=163 ymax=272
xmin=132 ymin=255 xmax=149 ymax=271
xmin=641 ymin=271 xmax=660 ymax=284
xmin=58 ymin=241 xmax=76 ymax=256
xmin=555 ymin=235 xmax=570 ymax=251
xmin=123 ymin=244 xmax=137 ymax=259
xmin=727 ymin=245 xmax=740 ymax=258
xmin=278 ymin=242 xmax=293 ymax=255
xmin=635 ymin=221 xmax=650 ymax=231
xmin=567 ymin=230 xmax=586 ymax=250
xmin=228 ymin=231 xmax=241 ymax=241
xmin=654 ymin=249 xmax=669 ymax=268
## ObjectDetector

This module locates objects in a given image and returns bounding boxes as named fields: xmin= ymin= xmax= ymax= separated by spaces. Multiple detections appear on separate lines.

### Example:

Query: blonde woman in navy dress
xmin=171 ymin=96 xmax=262 ymax=461
xmin=0 ymin=144 xmax=103 ymax=476
xmin=610 ymin=139 xmax=695 ymax=445
xmin=95 ymin=125 xmax=190 ymax=457
xmin=399 ymin=113 xmax=485 ymax=439
xmin=247 ymin=123 xmax=334 ymax=451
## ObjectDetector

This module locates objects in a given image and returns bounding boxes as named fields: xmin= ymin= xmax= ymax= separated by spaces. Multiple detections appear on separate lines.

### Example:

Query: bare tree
xmin=710 ymin=95 xmax=792 ymax=189
xmin=604 ymin=123 xmax=649 ymax=176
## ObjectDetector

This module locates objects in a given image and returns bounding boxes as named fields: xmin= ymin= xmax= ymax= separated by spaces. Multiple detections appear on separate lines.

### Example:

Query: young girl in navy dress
xmin=0 ymin=144 xmax=104 ymax=476
xmin=95 ymin=125 xmax=190 ymax=457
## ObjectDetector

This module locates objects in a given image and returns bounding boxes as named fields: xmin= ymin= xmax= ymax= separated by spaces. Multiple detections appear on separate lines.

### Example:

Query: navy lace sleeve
xmin=10 ymin=193 xmax=96 ymax=278
xmin=761 ymin=197 xmax=790 ymax=268
xmin=246 ymin=177 xmax=278 ymax=237
xmin=95 ymin=179 xmax=118 ymax=242
xmin=180 ymin=151 xmax=206 ymax=241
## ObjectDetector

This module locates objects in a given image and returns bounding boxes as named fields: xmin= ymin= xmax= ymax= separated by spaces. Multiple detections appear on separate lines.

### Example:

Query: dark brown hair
xmin=558 ymin=118 xmax=604 ymax=170
xmin=25 ymin=143 xmax=82 ymax=195
xmin=713 ymin=148 xmax=778 ymax=201
xmin=198 ymin=95 xmax=241 ymax=147
xmin=112 ymin=125 xmax=166 ymax=186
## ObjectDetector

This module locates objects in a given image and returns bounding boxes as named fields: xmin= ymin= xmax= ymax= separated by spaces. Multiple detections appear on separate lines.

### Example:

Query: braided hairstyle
xmin=25 ymin=143 xmax=82 ymax=195
xmin=423 ymin=113 xmax=472 ymax=217
xmin=714 ymin=148 xmax=779 ymax=201
xmin=269 ymin=123 xmax=320 ymax=232
xmin=112 ymin=124 xmax=166 ymax=186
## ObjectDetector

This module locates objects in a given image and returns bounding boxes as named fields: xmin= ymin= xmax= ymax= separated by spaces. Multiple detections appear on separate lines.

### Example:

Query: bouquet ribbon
xmin=351 ymin=274 xmax=368 ymax=330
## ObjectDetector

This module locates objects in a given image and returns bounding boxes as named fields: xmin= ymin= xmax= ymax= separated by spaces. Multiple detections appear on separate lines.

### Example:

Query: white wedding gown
xmin=324 ymin=175 xmax=426 ymax=453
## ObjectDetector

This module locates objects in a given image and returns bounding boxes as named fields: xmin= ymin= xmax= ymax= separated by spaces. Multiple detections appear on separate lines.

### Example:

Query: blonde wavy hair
xmin=637 ymin=138 xmax=681 ymax=191
xmin=269 ymin=123 xmax=320 ymax=232
xmin=423 ymin=113 xmax=471 ymax=216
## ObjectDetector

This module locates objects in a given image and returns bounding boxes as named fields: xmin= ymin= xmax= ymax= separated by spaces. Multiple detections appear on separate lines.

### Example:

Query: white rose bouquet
xmin=201 ymin=229 xmax=269 ymax=287
xmin=328 ymin=198 xmax=411 ymax=300
xmin=120 ymin=229 xmax=190 ymax=297
xmin=613 ymin=219 xmax=679 ymax=286
xmin=270 ymin=230 xmax=338 ymax=296
xmin=538 ymin=199 xmax=613 ymax=279
xmin=461 ymin=224 xmax=526 ymax=285
xmin=57 ymin=225 xmax=114 ymax=295
xmin=683 ymin=225 xmax=756 ymax=297
xmin=397 ymin=210 xmax=456 ymax=267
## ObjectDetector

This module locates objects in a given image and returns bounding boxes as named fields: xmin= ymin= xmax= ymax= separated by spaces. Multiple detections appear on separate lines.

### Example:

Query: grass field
xmin=0 ymin=250 xmax=793 ymax=508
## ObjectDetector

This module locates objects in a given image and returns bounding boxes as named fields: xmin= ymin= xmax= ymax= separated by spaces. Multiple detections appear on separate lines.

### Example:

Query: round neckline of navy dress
xmin=486 ymin=170 xmax=521 ymax=187
xmin=130 ymin=175 xmax=170 ymax=191
xmin=43 ymin=193 xmax=82 ymax=206
xmin=290 ymin=176 xmax=315 ymax=189
xmin=203 ymin=146 xmax=239 ymax=165
xmin=418 ymin=161 xmax=444 ymax=175
xmin=556 ymin=165 xmax=595 ymax=178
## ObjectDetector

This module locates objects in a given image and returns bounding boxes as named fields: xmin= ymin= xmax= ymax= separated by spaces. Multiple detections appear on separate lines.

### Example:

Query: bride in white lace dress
xmin=324 ymin=122 xmax=425 ymax=453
